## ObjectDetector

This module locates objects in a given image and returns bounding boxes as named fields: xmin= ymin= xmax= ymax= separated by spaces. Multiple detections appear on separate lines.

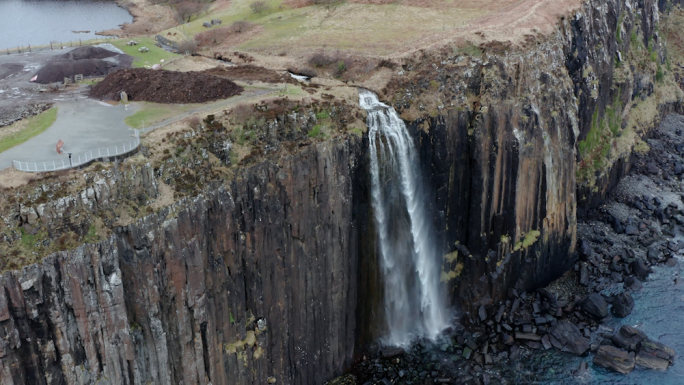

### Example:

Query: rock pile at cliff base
xmin=90 ymin=68 xmax=244 ymax=104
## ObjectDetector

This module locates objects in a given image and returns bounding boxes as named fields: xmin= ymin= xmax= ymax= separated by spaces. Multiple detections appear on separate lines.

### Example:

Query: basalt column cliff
xmin=1 ymin=0 xmax=683 ymax=383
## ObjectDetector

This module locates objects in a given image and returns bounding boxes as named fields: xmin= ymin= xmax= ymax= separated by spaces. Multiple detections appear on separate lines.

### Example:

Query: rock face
xmin=0 ymin=138 xmax=362 ymax=385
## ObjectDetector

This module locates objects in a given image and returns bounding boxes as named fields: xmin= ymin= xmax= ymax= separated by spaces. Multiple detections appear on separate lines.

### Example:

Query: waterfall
xmin=359 ymin=89 xmax=448 ymax=346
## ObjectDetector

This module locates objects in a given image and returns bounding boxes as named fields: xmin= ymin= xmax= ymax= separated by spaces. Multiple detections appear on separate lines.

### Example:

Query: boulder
xmin=593 ymin=345 xmax=635 ymax=374
xmin=515 ymin=332 xmax=541 ymax=341
xmin=581 ymin=293 xmax=608 ymax=320
xmin=631 ymin=260 xmax=652 ymax=280
xmin=647 ymin=246 xmax=661 ymax=261
xmin=636 ymin=339 xmax=675 ymax=371
xmin=624 ymin=276 xmax=643 ymax=291
xmin=478 ymin=305 xmax=487 ymax=322
xmin=548 ymin=321 xmax=590 ymax=355
xmin=579 ymin=264 xmax=589 ymax=286
xmin=625 ymin=224 xmax=639 ymax=236
xmin=579 ymin=239 xmax=593 ymax=259
xmin=611 ymin=325 xmax=647 ymax=351
xmin=380 ymin=347 xmax=405 ymax=359
xmin=611 ymin=292 xmax=635 ymax=318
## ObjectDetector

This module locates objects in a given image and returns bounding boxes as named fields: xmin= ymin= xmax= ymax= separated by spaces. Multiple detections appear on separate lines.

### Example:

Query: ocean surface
xmin=0 ymin=0 xmax=133 ymax=50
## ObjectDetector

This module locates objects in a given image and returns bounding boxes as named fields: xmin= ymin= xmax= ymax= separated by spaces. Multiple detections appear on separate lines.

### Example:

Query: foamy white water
xmin=360 ymin=89 xmax=448 ymax=346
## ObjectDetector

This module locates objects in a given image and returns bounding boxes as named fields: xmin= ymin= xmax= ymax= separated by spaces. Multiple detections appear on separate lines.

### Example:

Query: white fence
xmin=13 ymin=133 xmax=141 ymax=173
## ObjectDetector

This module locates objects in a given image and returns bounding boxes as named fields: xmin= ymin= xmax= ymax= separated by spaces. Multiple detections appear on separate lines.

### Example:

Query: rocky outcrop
xmin=0 ymin=137 xmax=363 ymax=384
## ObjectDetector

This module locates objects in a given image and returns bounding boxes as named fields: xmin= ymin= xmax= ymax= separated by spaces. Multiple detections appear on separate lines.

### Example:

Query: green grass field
xmin=124 ymin=102 xmax=199 ymax=129
xmin=0 ymin=108 xmax=58 ymax=154
xmin=110 ymin=37 xmax=180 ymax=68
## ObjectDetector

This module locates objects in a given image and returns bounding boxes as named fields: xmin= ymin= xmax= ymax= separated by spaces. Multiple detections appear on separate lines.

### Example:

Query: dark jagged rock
xmin=580 ymin=264 xmax=589 ymax=286
xmin=581 ymin=293 xmax=609 ymax=320
xmin=478 ymin=305 xmax=487 ymax=322
xmin=624 ymin=276 xmax=643 ymax=291
xmin=548 ymin=321 xmax=590 ymax=355
xmin=515 ymin=332 xmax=541 ymax=341
xmin=647 ymin=246 xmax=662 ymax=261
xmin=579 ymin=239 xmax=593 ymax=260
xmin=631 ymin=260 xmax=652 ymax=279
xmin=611 ymin=325 xmax=647 ymax=351
xmin=625 ymin=224 xmax=640 ymax=236
xmin=593 ymin=345 xmax=636 ymax=374
xmin=381 ymin=347 xmax=406 ymax=359
xmin=611 ymin=292 xmax=635 ymax=318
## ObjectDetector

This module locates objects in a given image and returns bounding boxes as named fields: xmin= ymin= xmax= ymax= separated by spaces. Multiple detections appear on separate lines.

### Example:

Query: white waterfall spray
xmin=359 ymin=89 xmax=448 ymax=346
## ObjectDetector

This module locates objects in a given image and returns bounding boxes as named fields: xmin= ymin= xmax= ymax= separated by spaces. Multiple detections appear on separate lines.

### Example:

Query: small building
xmin=211 ymin=19 xmax=222 ymax=25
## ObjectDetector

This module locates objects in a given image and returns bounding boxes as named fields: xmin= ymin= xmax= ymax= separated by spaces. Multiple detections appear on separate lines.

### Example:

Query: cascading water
xmin=359 ymin=89 xmax=448 ymax=346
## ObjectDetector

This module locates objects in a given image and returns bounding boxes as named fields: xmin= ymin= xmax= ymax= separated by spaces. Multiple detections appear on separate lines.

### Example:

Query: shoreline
xmin=0 ymin=0 xmax=133 ymax=52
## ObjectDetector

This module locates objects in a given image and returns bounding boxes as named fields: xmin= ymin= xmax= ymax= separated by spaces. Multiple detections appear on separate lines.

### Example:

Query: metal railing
xmin=12 ymin=132 xmax=141 ymax=173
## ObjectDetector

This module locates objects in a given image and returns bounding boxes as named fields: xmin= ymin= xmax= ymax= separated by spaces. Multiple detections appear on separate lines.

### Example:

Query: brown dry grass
xmin=105 ymin=0 xmax=180 ymax=37
xmin=0 ymin=168 xmax=38 ymax=190
xmin=162 ymin=55 xmax=228 ymax=72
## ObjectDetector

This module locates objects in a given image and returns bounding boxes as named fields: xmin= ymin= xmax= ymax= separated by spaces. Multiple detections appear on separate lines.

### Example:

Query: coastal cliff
xmin=1 ymin=0 xmax=684 ymax=383
xmin=0 ymin=138 xmax=363 ymax=384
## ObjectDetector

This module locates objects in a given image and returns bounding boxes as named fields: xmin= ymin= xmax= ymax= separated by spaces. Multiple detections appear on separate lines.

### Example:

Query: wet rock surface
xmin=593 ymin=345 xmax=635 ymax=374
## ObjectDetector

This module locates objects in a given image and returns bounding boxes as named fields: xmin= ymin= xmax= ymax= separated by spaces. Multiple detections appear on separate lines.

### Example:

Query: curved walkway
xmin=0 ymin=99 xmax=139 ymax=170
xmin=0 ymin=85 xmax=281 ymax=171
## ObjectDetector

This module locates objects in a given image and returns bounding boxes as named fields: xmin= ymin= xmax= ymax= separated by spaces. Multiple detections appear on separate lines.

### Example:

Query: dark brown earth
xmin=57 ymin=46 xmax=118 ymax=61
xmin=34 ymin=58 xmax=120 ymax=84
xmin=90 ymin=68 xmax=244 ymax=103
xmin=202 ymin=64 xmax=298 ymax=84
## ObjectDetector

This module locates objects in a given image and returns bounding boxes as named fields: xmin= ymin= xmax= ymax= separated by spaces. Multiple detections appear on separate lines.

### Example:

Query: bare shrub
xmin=229 ymin=20 xmax=251 ymax=33
xmin=178 ymin=39 xmax=198 ymax=54
xmin=188 ymin=115 xmax=201 ymax=129
xmin=378 ymin=59 xmax=397 ymax=70
xmin=308 ymin=52 xmax=338 ymax=67
xmin=229 ymin=103 xmax=255 ymax=123
xmin=250 ymin=1 xmax=269 ymax=13
xmin=126 ymin=21 xmax=156 ymax=35
xmin=175 ymin=1 xmax=203 ymax=23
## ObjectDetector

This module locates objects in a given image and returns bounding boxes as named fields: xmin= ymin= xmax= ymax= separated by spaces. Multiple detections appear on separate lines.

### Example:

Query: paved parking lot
xmin=0 ymin=99 xmax=138 ymax=170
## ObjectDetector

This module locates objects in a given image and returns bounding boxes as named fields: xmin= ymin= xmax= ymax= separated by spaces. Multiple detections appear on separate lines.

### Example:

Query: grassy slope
xmin=0 ymin=108 xmax=58 ymax=154
xmin=110 ymin=37 xmax=180 ymax=68
xmin=158 ymin=0 xmax=485 ymax=56
xmin=124 ymin=102 xmax=200 ymax=129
